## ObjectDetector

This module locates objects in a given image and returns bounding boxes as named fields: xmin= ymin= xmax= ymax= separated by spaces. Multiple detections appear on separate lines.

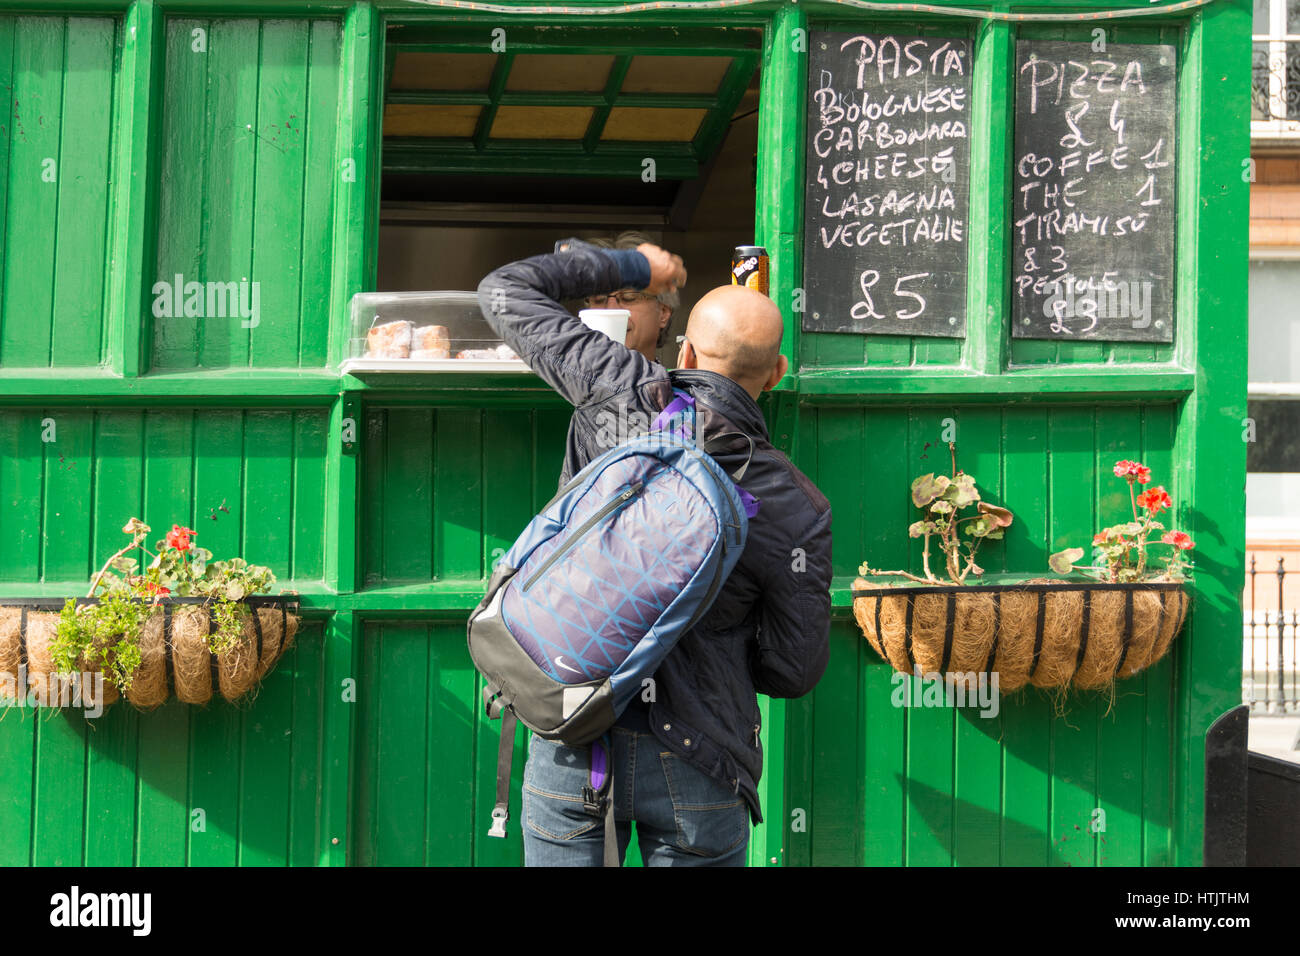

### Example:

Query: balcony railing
xmin=1253 ymin=40 xmax=1300 ymax=132
xmin=1245 ymin=554 xmax=1300 ymax=713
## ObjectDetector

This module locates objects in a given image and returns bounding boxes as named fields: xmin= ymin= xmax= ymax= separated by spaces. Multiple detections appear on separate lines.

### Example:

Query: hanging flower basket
xmin=854 ymin=448 xmax=1194 ymax=693
xmin=0 ymin=596 xmax=300 ymax=710
xmin=851 ymin=578 xmax=1187 ymax=691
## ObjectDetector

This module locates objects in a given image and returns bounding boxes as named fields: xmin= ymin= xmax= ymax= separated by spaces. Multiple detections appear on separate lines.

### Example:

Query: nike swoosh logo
xmin=554 ymin=656 xmax=582 ymax=675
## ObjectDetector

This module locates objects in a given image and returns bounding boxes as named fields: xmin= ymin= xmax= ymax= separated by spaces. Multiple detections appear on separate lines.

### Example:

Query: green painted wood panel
xmin=350 ymin=618 xmax=650 ymax=866
xmin=361 ymin=405 xmax=569 ymax=587
xmin=151 ymin=17 xmax=340 ymax=371
xmin=353 ymin=618 xmax=525 ymax=866
xmin=948 ymin=407 xmax=1002 ymax=865
xmin=789 ymin=403 xmax=1186 ymax=865
xmin=0 ymin=15 xmax=117 ymax=369
xmin=0 ymin=625 xmax=324 ymax=865
xmin=0 ymin=407 xmax=329 ymax=590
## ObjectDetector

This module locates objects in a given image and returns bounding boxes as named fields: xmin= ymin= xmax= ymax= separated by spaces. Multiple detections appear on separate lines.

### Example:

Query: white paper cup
xmin=578 ymin=308 xmax=630 ymax=344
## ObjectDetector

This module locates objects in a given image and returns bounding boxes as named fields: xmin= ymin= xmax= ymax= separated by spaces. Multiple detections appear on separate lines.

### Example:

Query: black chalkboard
xmin=803 ymin=32 xmax=972 ymax=338
xmin=1011 ymin=40 xmax=1177 ymax=342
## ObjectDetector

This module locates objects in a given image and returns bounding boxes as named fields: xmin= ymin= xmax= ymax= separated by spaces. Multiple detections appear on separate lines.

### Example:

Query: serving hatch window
xmin=354 ymin=24 xmax=762 ymax=370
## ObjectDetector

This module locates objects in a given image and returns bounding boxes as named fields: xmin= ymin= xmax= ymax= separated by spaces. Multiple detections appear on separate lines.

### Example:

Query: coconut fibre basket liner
xmin=0 ymin=596 xmax=301 ymax=709
xmin=851 ymin=580 xmax=1188 ymax=691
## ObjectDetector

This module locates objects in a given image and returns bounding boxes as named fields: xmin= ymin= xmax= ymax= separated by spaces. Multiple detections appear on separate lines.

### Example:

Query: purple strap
xmin=652 ymin=389 xmax=758 ymax=517
xmin=590 ymin=738 xmax=608 ymax=791
xmin=650 ymin=392 xmax=695 ymax=432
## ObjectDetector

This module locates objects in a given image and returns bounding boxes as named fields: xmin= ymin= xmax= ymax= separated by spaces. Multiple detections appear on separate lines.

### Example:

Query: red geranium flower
xmin=1161 ymin=531 xmax=1195 ymax=550
xmin=142 ymin=581 xmax=171 ymax=595
xmin=1136 ymin=486 xmax=1172 ymax=514
xmin=1093 ymin=532 xmax=1108 ymax=545
xmin=165 ymin=524 xmax=197 ymax=552
xmin=1113 ymin=460 xmax=1152 ymax=484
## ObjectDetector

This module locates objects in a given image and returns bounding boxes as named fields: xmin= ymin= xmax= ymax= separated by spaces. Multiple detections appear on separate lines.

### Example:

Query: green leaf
xmin=910 ymin=474 xmax=950 ymax=509
xmin=226 ymin=582 xmax=246 ymax=601
xmin=122 ymin=517 xmax=150 ymax=535
xmin=908 ymin=520 xmax=936 ymax=538
xmin=1049 ymin=547 xmax=1085 ymax=574
xmin=945 ymin=473 xmax=981 ymax=507
xmin=930 ymin=500 xmax=953 ymax=514
xmin=976 ymin=502 xmax=1014 ymax=528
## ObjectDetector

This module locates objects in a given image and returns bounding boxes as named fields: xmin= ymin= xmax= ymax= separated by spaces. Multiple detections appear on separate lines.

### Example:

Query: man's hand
xmin=637 ymin=243 xmax=687 ymax=296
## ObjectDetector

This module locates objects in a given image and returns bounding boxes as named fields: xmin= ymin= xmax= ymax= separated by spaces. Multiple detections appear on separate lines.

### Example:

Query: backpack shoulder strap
xmin=487 ymin=708 xmax=516 ymax=840
xmin=649 ymin=387 xmax=696 ymax=439
xmin=581 ymin=735 xmax=619 ymax=867
xmin=656 ymin=388 xmax=761 ymax=518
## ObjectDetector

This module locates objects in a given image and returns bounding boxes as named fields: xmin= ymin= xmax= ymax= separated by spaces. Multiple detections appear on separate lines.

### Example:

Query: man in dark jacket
xmin=478 ymin=238 xmax=832 ymax=866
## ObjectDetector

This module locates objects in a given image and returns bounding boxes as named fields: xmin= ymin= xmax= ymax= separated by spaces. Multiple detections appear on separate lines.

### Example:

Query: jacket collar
xmin=668 ymin=368 xmax=770 ymax=444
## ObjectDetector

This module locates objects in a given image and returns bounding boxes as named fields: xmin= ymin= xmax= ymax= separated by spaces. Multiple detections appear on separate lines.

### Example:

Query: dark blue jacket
xmin=477 ymin=239 xmax=832 ymax=824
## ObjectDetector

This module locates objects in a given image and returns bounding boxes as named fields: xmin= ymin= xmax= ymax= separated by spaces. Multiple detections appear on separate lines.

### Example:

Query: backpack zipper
xmin=522 ymin=481 xmax=644 ymax=592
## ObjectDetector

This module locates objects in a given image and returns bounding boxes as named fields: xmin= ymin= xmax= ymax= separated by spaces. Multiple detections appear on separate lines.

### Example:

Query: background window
xmin=1248 ymin=256 xmax=1300 ymax=538
xmin=1253 ymin=0 xmax=1300 ymax=133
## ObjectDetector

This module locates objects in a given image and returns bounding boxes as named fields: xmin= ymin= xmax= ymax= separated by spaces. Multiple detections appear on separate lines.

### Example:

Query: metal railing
xmin=1252 ymin=40 xmax=1300 ymax=126
xmin=1244 ymin=555 xmax=1300 ymax=713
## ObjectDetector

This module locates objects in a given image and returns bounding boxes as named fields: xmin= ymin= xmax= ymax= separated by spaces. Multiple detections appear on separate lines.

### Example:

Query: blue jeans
xmin=521 ymin=727 xmax=750 ymax=867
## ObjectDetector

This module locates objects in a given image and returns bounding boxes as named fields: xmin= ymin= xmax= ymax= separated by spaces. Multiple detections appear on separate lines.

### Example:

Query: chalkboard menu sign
xmin=1011 ymin=40 xmax=1177 ymax=342
xmin=803 ymin=32 xmax=972 ymax=338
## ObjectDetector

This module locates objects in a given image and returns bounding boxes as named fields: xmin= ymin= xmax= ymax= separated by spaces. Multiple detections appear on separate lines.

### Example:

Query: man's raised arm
xmin=476 ymin=239 xmax=681 ymax=408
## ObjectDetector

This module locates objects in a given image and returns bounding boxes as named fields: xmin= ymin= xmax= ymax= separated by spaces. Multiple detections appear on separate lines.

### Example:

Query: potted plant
xmin=852 ymin=449 xmax=1191 ymax=692
xmin=0 ymin=518 xmax=299 ymax=711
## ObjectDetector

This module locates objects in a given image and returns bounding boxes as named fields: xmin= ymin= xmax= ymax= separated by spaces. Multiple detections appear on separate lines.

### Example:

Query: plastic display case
xmin=342 ymin=290 xmax=530 ymax=373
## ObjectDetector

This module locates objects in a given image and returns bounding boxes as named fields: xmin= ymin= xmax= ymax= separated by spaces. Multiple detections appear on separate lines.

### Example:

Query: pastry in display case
xmin=344 ymin=291 xmax=527 ymax=372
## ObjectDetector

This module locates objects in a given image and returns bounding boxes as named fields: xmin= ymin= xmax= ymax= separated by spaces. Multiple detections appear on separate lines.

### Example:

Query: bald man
xmin=478 ymin=238 xmax=832 ymax=867
xmin=677 ymin=284 xmax=789 ymax=398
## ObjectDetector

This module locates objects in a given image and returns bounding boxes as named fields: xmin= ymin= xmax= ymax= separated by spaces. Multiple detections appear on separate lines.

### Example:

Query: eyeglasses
xmin=583 ymin=291 xmax=655 ymax=307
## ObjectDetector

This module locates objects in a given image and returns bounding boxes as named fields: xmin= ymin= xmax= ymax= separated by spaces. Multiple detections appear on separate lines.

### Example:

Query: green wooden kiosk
xmin=0 ymin=0 xmax=1249 ymax=866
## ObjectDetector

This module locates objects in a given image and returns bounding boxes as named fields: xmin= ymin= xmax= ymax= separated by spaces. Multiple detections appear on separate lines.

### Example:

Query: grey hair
xmin=585 ymin=231 xmax=681 ymax=315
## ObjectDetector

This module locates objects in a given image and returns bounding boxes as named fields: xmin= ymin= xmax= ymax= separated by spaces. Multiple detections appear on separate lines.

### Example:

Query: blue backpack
xmin=467 ymin=389 xmax=757 ymax=864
